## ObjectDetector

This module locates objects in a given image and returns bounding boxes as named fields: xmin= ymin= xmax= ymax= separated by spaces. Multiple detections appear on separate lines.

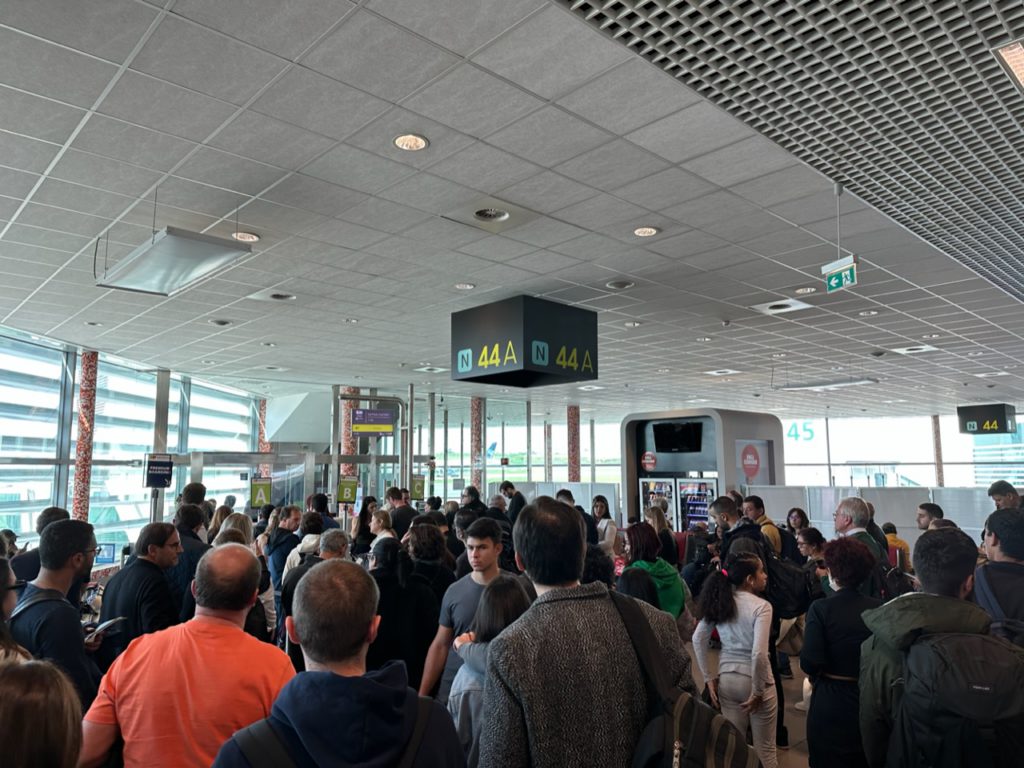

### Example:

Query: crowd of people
xmin=0 ymin=478 xmax=1022 ymax=767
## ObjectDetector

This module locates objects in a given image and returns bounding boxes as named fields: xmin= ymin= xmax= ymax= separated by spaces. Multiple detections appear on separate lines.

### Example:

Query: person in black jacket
xmin=98 ymin=522 xmax=181 ymax=663
xmin=556 ymin=489 xmax=599 ymax=546
xmin=409 ymin=524 xmax=456 ymax=605
xmin=500 ymin=481 xmax=528 ymax=526
xmin=459 ymin=486 xmax=488 ymax=515
xmin=366 ymin=537 xmax=439 ymax=690
xmin=262 ymin=506 xmax=302 ymax=592
xmin=801 ymin=537 xmax=881 ymax=768
xmin=163 ymin=503 xmax=211 ymax=621
xmin=10 ymin=507 xmax=86 ymax=604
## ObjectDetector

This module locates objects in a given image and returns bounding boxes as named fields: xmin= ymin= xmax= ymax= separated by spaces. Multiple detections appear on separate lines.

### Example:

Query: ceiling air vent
xmin=443 ymin=196 xmax=538 ymax=234
xmin=749 ymin=298 xmax=813 ymax=316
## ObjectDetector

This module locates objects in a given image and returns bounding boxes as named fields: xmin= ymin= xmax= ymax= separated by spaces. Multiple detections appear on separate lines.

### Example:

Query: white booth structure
xmin=621 ymin=408 xmax=786 ymax=527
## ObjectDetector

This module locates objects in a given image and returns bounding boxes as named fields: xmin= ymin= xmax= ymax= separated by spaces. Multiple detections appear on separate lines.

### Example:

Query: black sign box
xmin=451 ymin=295 xmax=598 ymax=387
xmin=956 ymin=403 xmax=1017 ymax=435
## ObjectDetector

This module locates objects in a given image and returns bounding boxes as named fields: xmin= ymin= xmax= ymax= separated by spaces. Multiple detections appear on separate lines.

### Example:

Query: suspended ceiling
xmin=1 ymin=0 xmax=1024 ymax=423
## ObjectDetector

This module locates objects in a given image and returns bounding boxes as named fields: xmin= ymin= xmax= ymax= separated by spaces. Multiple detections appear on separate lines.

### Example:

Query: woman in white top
xmin=592 ymin=495 xmax=617 ymax=556
xmin=692 ymin=552 xmax=777 ymax=768
xmin=369 ymin=508 xmax=396 ymax=542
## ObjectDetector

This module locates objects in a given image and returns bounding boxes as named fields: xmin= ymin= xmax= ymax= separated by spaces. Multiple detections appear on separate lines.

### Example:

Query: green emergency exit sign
xmin=826 ymin=264 xmax=857 ymax=293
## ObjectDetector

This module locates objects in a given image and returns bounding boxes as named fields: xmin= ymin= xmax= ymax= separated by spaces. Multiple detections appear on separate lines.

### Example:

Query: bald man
xmin=79 ymin=545 xmax=295 ymax=768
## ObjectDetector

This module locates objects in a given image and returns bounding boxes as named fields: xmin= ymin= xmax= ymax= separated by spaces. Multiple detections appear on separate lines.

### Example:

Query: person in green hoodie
xmin=858 ymin=527 xmax=992 ymax=767
xmin=623 ymin=522 xmax=686 ymax=619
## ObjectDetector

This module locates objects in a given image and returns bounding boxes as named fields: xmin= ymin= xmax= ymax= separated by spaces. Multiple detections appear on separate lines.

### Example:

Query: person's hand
xmin=740 ymin=693 xmax=763 ymax=713
xmin=83 ymin=631 xmax=104 ymax=653
xmin=453 ymin=631 xmax=475 ymax=650
xmin=706 ymin=678 xmax=720 ymax=709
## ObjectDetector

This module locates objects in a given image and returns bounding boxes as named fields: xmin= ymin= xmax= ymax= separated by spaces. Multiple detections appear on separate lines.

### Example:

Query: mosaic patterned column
xmin=470 ymin=397 xmax=484 ymax=490
xmin=567 ymin=405 xmax=581 ymax=482
xmin=72 ymin=351 xmax=97 ymax=522
xmin=340 ymin=387 xmax=359 ymax=478
xmin=257 ymin=399 xmax=272 ymax=479
xmin=544 ymin=421 xmax=553 ymax=482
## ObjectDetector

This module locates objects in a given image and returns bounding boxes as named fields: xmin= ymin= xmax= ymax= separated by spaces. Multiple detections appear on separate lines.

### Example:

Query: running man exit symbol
xmin=457 ymin=348 xmax=473 ymax=373
xmin=531 ymin=341 xmax=549 ymax=366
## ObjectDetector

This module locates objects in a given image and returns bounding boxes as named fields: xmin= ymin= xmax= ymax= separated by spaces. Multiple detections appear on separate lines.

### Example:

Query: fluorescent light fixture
xmin=858 ymin=310 xmax=879 ymax=317
xmin=454 ymin=282 xmax=476 ymax=290
xmin=624 ymin=321 xmax=643 ymax=328
xmin=778 ymin=377 xmax=878 ymax=392
xmin=794 ymin=287 xmax=817 ymax=295
xmin=97 ymin=227 xmax=251 ymax=297
xmin=995 ymin=40 xmax=1024 ymax=93
xmin=974 ymin=371 xmax=1009 ymax=378
xmin=704 ymin=369 xmax=740 ymax=376
xmin=578 ymin=384 xmax=604 ymax=391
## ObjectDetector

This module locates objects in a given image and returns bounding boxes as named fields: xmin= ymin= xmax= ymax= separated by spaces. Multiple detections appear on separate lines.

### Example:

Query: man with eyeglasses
xmin=97 ymin=522 xmax=183 ymax=662
xmin=9 ymin=518 xmax=103 ymax=708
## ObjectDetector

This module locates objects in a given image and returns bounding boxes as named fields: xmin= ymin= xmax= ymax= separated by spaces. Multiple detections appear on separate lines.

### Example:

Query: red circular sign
xmin=741 ymin=445 xmax=761 ymax=480
xmin=641 ymin=451 xmax=657 ymax=472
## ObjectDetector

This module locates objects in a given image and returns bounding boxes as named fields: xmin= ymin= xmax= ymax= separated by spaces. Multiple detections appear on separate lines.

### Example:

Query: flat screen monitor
xmin=95 ymin=543 xmax=116 ymax=566
xmin=652 ymin=421 xmax=702 ymax=453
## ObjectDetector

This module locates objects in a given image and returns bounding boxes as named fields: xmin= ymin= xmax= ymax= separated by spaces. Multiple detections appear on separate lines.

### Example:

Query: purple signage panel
xmin=352 ymin=408 xmax=395 ymax=435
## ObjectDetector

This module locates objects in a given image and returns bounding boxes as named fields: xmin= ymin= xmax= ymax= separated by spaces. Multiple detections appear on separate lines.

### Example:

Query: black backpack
xmin=725 ymin=523 xmax=822 ymax=619
xmin=973 ymin=565 xmax=1024 ymax=646
xmin=871 ymin=560 xmax=915 ymax=603
xmin=609 ymin=592 xmax=759 ymax=768
xmin=777 ymin=526 xmax=801 ymax=563
xmin=889 ymin=632 xmax=1024 ymax=768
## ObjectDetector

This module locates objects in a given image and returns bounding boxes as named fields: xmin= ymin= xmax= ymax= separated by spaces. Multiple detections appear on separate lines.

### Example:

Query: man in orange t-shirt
xmin=79 ymin=544 xmax=295 ymax=768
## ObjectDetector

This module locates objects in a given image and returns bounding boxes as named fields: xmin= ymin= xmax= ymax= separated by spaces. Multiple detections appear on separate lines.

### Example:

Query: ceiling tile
xmin=304 ymin=11 xmax=459 ymax=102
xmin=732 ymin=164 xmax=831 ymax=207
xmin=403 ymin=65 xmax=545 ymax=138
xmin=207 ymin=111 xmax=337 ymax=171
xmin=472 ymin=5 xmax=630 ymax=99
xmin=33 ymin=179 xmax=133 ymax=219
xmin=17 ymin=203 xmax=109 ymax=238
xmin=174 ymin=148 xmax=287 ymax=196
xmin=626 ymin=102 xmax=755 ymax=163
xmin=172 ymin=0 xmax=355 ymax=59
xmin=0 ymin=131 xmax=60 ymax=174
xmin=0 ymin=85 xmax=86 ymax=145
xmin=130 ymin=17 xmax=286 ymax=105
xmin=0 ymin=28 xmax=118 ymax=109
xmin=345 ymin=106 xmax=476 ymax=171
xmin=496 ymin=171 xmax=597 ymax=214
xmin=49 ymin=150 xmax=162 ymax=198
xmin=261 ymin=174 xmax=366 ymax=217
xmin=486 ymin=106 xmax=611 ymax=167
xmin=300 ymin=219 xmax=390 ymax=251
xmin=302 ymin=144 xmax=415 ymax=194
xmin=378 ymin=173 xmax=479 ymax=215
xmin=251 ymin=66 xmax=391 ymax=140
xmin=502 ymin=216 xmax=587 ymax=248
xmin=144 ymin=177 xmax=247 ymax=219
xmin=557 ymin=58 xmax=702 ymax=135
xmin=682 ymin=136 xmax=797 ymax=188
xmin=554 ymin=140 xmax=669 ymax=191
xmin=0 ymin=168 xmax=41 ymax=200
xmin=611 ymin=168 xmax=717 ymax=212
xmin=366 ymin=0 xmax=545 ymax=56
xmin=553 ymin=193 xmax=648 ymax=231
xmin=425 ymin=142 xmax=540 ymax=194
xmin=338 ymin=197 xmax=433 ymax=234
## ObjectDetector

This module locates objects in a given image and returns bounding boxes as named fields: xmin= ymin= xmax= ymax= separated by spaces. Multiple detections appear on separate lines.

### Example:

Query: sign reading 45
xmin=786 ymin=421 xmax=815 ymax=441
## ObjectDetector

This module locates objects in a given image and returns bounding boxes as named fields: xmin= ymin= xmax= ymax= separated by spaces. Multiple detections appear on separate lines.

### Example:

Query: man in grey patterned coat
xmin=479 ymin=496 xmax=696 ymax=768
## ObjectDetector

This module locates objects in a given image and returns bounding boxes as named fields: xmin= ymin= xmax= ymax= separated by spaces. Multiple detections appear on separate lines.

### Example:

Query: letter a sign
xmin=250 ymin=477 xmax=272 ymax=508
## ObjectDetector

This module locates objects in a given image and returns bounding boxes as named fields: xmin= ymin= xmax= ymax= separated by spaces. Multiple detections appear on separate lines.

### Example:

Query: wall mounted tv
xmin=652 ymin=421 xmax=703 ymax=453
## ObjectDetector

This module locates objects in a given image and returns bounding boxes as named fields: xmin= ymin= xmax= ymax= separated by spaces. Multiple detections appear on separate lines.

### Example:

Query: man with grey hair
xmin=214 ymin=560 xmax=463 ymax=767
xmin=280 ymin=529 xmax=351 ymax=671
xmin=834 ymin=497 xmax=884 ymax=561
xmin=79 ymin=545 xmax=294 ymax=768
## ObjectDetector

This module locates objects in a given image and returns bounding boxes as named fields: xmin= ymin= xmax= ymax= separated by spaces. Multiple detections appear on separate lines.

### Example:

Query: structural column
xmin=72 ymin=351 xmax=98 ymax=521
xmin=567 ymin=405 xmax=581 ymax=482
xmin=340 ymin=387 xmax=359 ymax=478
xmin=470 ymin=397 xmax=484 ymax=490
xmin=257 ymin=399 xmax=272 ymax=479
xmin=932 ymin=414 xmax=945 ymax=487
xmin=544 ymin=421 xmax=553 ymax=482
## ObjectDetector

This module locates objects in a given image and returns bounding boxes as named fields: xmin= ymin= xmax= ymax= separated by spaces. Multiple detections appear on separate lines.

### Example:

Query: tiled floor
xmin=686 ymin=645 xmax=810 ymax=768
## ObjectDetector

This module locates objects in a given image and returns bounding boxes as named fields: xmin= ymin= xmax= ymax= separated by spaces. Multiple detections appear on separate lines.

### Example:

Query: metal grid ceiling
xmin=557 ymin=0 xmax=1024 ymax=298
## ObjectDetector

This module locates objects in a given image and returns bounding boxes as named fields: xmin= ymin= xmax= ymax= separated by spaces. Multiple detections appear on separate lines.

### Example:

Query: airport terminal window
xmin=186 ymin=382 xmax=255 ymax=452
xmin=0 ymin=335 xmax=64 ymax=459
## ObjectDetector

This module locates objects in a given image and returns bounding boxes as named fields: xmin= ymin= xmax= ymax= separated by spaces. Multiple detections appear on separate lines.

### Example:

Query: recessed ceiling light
xmin=921 ymin=333 xmax=941 ymax=339
xmin=772 ymin=353 xmax=787 ymax=358
xmin=890 ymin=345 xmax=938 ymax=355
xmin=884 ymin=399 xmax=908 ymax=404
xmin=500 ymin=388 xmax=511 ymax=393
xmin=794 ymin=287 xmax=817 ymax=295
xmin=657 ymin=368 xmax=670 ymax=373
xmin=394 ymin=133 xmax=429 ymax=151
xmin=263 ymin=365 xmax=285 ymax=371
xmin=705 ymin=369 xmax=740 ymax=376
xmin=232 ymin=231 xmax=260 ymax=243
xmin=83 ymin=321 xmax=103 ymax=327
xmin=260 ymin=342 xmax=276 ymax=347
xmin=606 ymin=279 xmax=635 ymax=290
xmin=633 ymin=226 xmax=660 ymax=237
xmin=696 ymin=336 xmax=712 ymax=342
xmin=858 ymin=310 xmax=879 ymax=317
xmin=344 ymin=318 xmax=359 ymax=324
xmin=831 ymin=365 xmax=844 ymax=371
xmin=624 ymin=321 xmax=643 ymax=328
xmin=414 ymin=365 xmax=449 ymax=373
xmin=208 ymin=318 xmax=232 ymax=326
xmin=967 ymin=351 xmax=984 ymax=357
xmin=269 ymin=292 xmax=296 ymax=301
xmin=201 ymin=359 xmax=216 ymax=365
xmin=578 ymin=384 xmax=604 ymax=391
xmin=454 ymin=282 xmax=476 ymax=290
xmin=686 ymin=398 xmax=710 ymax=403
xmin=422 ymin=381 xmax=433 ymax=386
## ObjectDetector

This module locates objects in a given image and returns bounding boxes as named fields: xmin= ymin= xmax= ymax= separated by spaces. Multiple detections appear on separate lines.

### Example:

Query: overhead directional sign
xmin=826 ymin=264 xmax=857 ymax=293
xmin=957 ymin=403 xmax=1016 ymax=434
xmin=451 ymin=295 xmax=598 ymax=387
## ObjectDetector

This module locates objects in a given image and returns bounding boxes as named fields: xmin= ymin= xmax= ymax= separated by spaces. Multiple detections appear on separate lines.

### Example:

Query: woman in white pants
xmin=692 ymin=552 xmax=777 ymax=768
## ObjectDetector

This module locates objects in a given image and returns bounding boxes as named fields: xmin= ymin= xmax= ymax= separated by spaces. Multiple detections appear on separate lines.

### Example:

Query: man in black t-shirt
xmin=10 ymin=519 xmax=102 ymax=708
xmin=976 ymin=507 xmax=1024 ymax=631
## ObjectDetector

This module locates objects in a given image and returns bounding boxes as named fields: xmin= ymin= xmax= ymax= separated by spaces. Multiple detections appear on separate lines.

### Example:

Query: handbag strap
xmin=973 ymin=565 xmax=1006 ymax=621
xmin=397 ymin=696 xmax=433 ymax=768
xmin=609 ymin=591 xmax=674 ymax=710
xmin=234 ymin=719 xmax=298 ymax=768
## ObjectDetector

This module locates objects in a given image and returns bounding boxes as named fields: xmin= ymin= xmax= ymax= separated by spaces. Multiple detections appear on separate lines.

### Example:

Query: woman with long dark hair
xmin=0 ymin=557 xmax=29 ymax=663
xmin=350 ymin=496 xmax=377 ymax=556
xmin=449 ymin=574 xmax=532 ymax=767
xmin=644 ymin=505 xmax=679 ymax=567
xmin=623 ymin=522 xmax=685 ymax=619
xmin=408 ymin=523 xmax=456 ymax=604
xmin=801 ymin=537 xmax=880 ymax=768
xmin=365 ymin=537 xmax=438 ymax=689
xmin=786 ymin=508 xmax=810 ymax=535
xmin=592 ymin=495 xmax=617 ymax=556
xmin=692 ymin=552 xmax=777 ymax=768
